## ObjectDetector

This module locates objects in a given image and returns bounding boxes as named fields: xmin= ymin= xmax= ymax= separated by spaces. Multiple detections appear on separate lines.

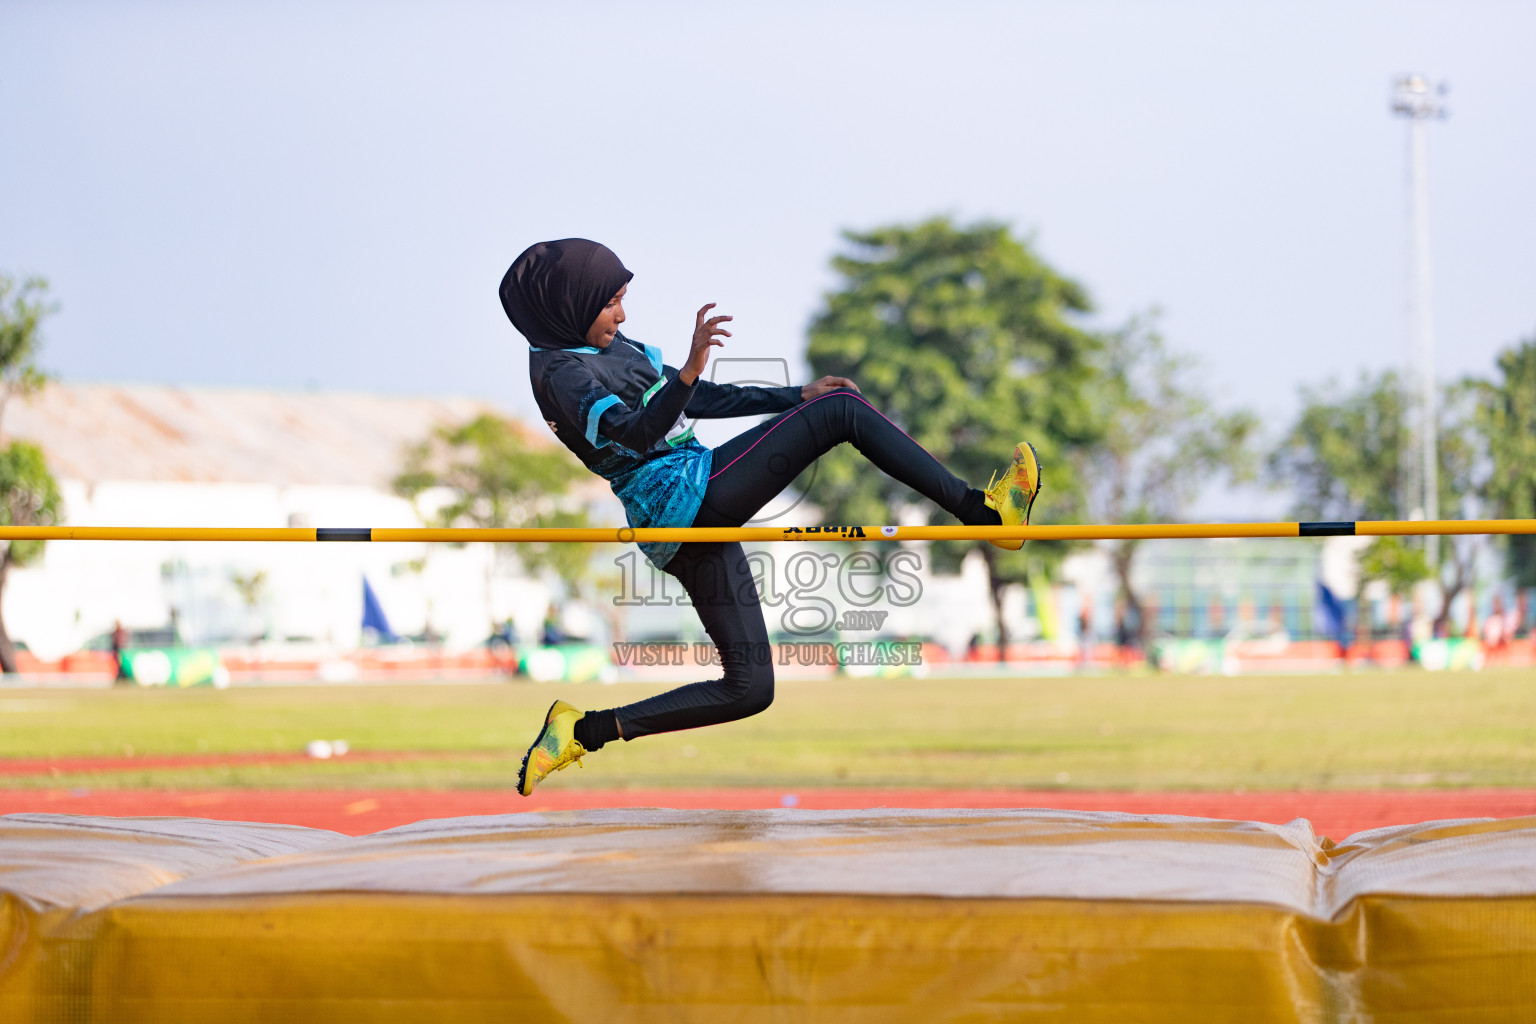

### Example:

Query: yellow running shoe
xmin=982 ymin=442 xmax=1043 ymax=551
xmin=516 ymin=699 xmax=588 ymax=797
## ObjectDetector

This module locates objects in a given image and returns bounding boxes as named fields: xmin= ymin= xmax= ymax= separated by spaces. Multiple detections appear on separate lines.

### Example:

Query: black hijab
xmin=499 ymin=238 xmax=634 ymax=351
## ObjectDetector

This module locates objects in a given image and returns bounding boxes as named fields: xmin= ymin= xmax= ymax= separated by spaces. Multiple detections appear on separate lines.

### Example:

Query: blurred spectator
xmin=541 ymin=606 xmax=568 ymax=647
xmin=1114 ymin=599 xmax=1139 ymax=668
xmin=1407 ymin=597 xmax=1433 ymax=661
xmin=1386 ymin=593 xmax=1403 ymax=641
xmin=110 ymin=620 xmax=129 ymax=683
xmin=490 ymin=618 xmax=519 ymax=648
xmin=965 ymin=633 xmax=982 ymax=662
xmin=1077 ymin=600 xmax=1093 ymax=672
xmin=1483 ymin=595 xmax=1509 ymax=659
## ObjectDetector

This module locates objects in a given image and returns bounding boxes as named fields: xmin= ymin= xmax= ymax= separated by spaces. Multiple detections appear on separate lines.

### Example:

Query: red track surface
xmin=3 ymin=787 xmax=1534 ymax=841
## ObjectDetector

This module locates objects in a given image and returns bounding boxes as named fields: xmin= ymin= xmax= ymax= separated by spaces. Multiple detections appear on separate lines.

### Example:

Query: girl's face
xmin=585 ymin=285 xmax=628 ymax=348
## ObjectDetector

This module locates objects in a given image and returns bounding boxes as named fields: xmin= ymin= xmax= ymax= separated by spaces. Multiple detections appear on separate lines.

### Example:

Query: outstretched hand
xmin=801 ymin=376 xmax=860 ymax=401
xmin=680 ymin=303 xmax=732 ymax=384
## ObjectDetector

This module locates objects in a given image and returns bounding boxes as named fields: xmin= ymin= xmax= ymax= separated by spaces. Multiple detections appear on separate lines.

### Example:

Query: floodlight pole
xmin=1391 ymin=74 xmax=1446 ymax=567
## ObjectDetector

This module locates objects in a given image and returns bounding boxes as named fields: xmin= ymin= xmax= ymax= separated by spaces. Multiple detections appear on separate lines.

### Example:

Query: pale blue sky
xmin=3 ymin=1 xmax=1532 ymax=438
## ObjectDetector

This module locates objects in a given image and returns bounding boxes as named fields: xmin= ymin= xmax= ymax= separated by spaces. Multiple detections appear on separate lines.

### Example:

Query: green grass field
xmin=1 ymin=668 xmax=1534 ymax=791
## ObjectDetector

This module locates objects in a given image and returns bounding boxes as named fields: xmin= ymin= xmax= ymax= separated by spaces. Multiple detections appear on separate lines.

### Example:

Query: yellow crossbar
xmin=0 ymin=520 xmax=1529 ymax=543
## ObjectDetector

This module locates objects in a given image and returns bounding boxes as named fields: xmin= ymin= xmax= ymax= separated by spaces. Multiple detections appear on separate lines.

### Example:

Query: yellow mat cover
xmin=2 ymin=808 xmax=1534 ymax=1021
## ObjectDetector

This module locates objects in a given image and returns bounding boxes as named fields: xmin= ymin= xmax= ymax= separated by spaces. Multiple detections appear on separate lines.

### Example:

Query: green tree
xmin=393 ymin=413 xmax=597 ymax=606
xmin=0 ymin=442 xmax=62 ymax=672
xmin=1476 ymin=333 xmax=1536 ymax=588
xmin=0 ymin=275 xmax=55 ymax=434
xmin=0 ymin=275 xmax=60 ymax=671
xmin=1267 ymin=371 xmax=1409 ymax=523
xmin=1357 ymin=536 xmax=1431 ymax=599
xmin=802 ymin=218 xmax=1103 ymax=655
xmin=1079 ymin=317 xmax=1259 ymax=647
xmin=1268 ymin=371 xmax=1484 ymax=635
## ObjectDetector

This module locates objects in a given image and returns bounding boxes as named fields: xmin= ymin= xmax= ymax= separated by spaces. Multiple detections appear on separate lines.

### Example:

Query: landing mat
xmin=3 ymin=808 xmax=1535 ymax=1021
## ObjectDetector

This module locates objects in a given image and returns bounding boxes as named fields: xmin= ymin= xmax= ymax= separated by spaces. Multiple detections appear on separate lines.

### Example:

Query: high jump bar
xmin=0 ymin=520 xmax=1531 ymax=543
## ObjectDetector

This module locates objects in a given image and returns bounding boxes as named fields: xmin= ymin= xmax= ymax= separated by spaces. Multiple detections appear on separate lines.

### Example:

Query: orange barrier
xmin=3 ymin=809 xmax=1536 ymax=1019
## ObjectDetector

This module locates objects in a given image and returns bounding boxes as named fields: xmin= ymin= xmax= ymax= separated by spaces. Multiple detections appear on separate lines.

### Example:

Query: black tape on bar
xmin=316 ymin=528 xmax=373 ymax=542
xmin=1298 ymin=522 xmax=1356 ymax=537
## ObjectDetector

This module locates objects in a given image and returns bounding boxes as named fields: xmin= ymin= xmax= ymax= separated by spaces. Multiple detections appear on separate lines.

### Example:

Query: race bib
xmin=642 ymin=380 xmax=695 ymax=447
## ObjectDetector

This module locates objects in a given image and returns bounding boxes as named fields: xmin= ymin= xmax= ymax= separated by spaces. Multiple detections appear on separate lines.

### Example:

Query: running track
xmin=4 ymin=787 xmax=1534 ymax=841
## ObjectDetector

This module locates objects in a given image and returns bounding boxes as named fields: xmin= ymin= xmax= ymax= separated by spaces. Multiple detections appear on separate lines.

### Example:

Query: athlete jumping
xmin=499 ymin=238 xmax=1041 ymax=795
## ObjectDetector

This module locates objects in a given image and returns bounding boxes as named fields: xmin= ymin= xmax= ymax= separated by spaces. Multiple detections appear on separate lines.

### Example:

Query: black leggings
xmin=613 ymin=389 xmax=995 ymax=740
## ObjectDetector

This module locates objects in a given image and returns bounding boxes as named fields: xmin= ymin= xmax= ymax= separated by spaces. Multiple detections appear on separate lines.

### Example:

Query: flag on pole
xmin=362 ymin=577 xmax=397 ymax=642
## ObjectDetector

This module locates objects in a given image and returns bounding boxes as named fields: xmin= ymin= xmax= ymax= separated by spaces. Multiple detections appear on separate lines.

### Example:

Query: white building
xmin=1 ymin=383 xmax=606 ymax=659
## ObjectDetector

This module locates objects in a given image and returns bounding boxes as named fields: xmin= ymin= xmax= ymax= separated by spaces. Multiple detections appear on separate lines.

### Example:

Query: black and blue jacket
xmin=529 ymin=332 xmax=802 ymax=567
